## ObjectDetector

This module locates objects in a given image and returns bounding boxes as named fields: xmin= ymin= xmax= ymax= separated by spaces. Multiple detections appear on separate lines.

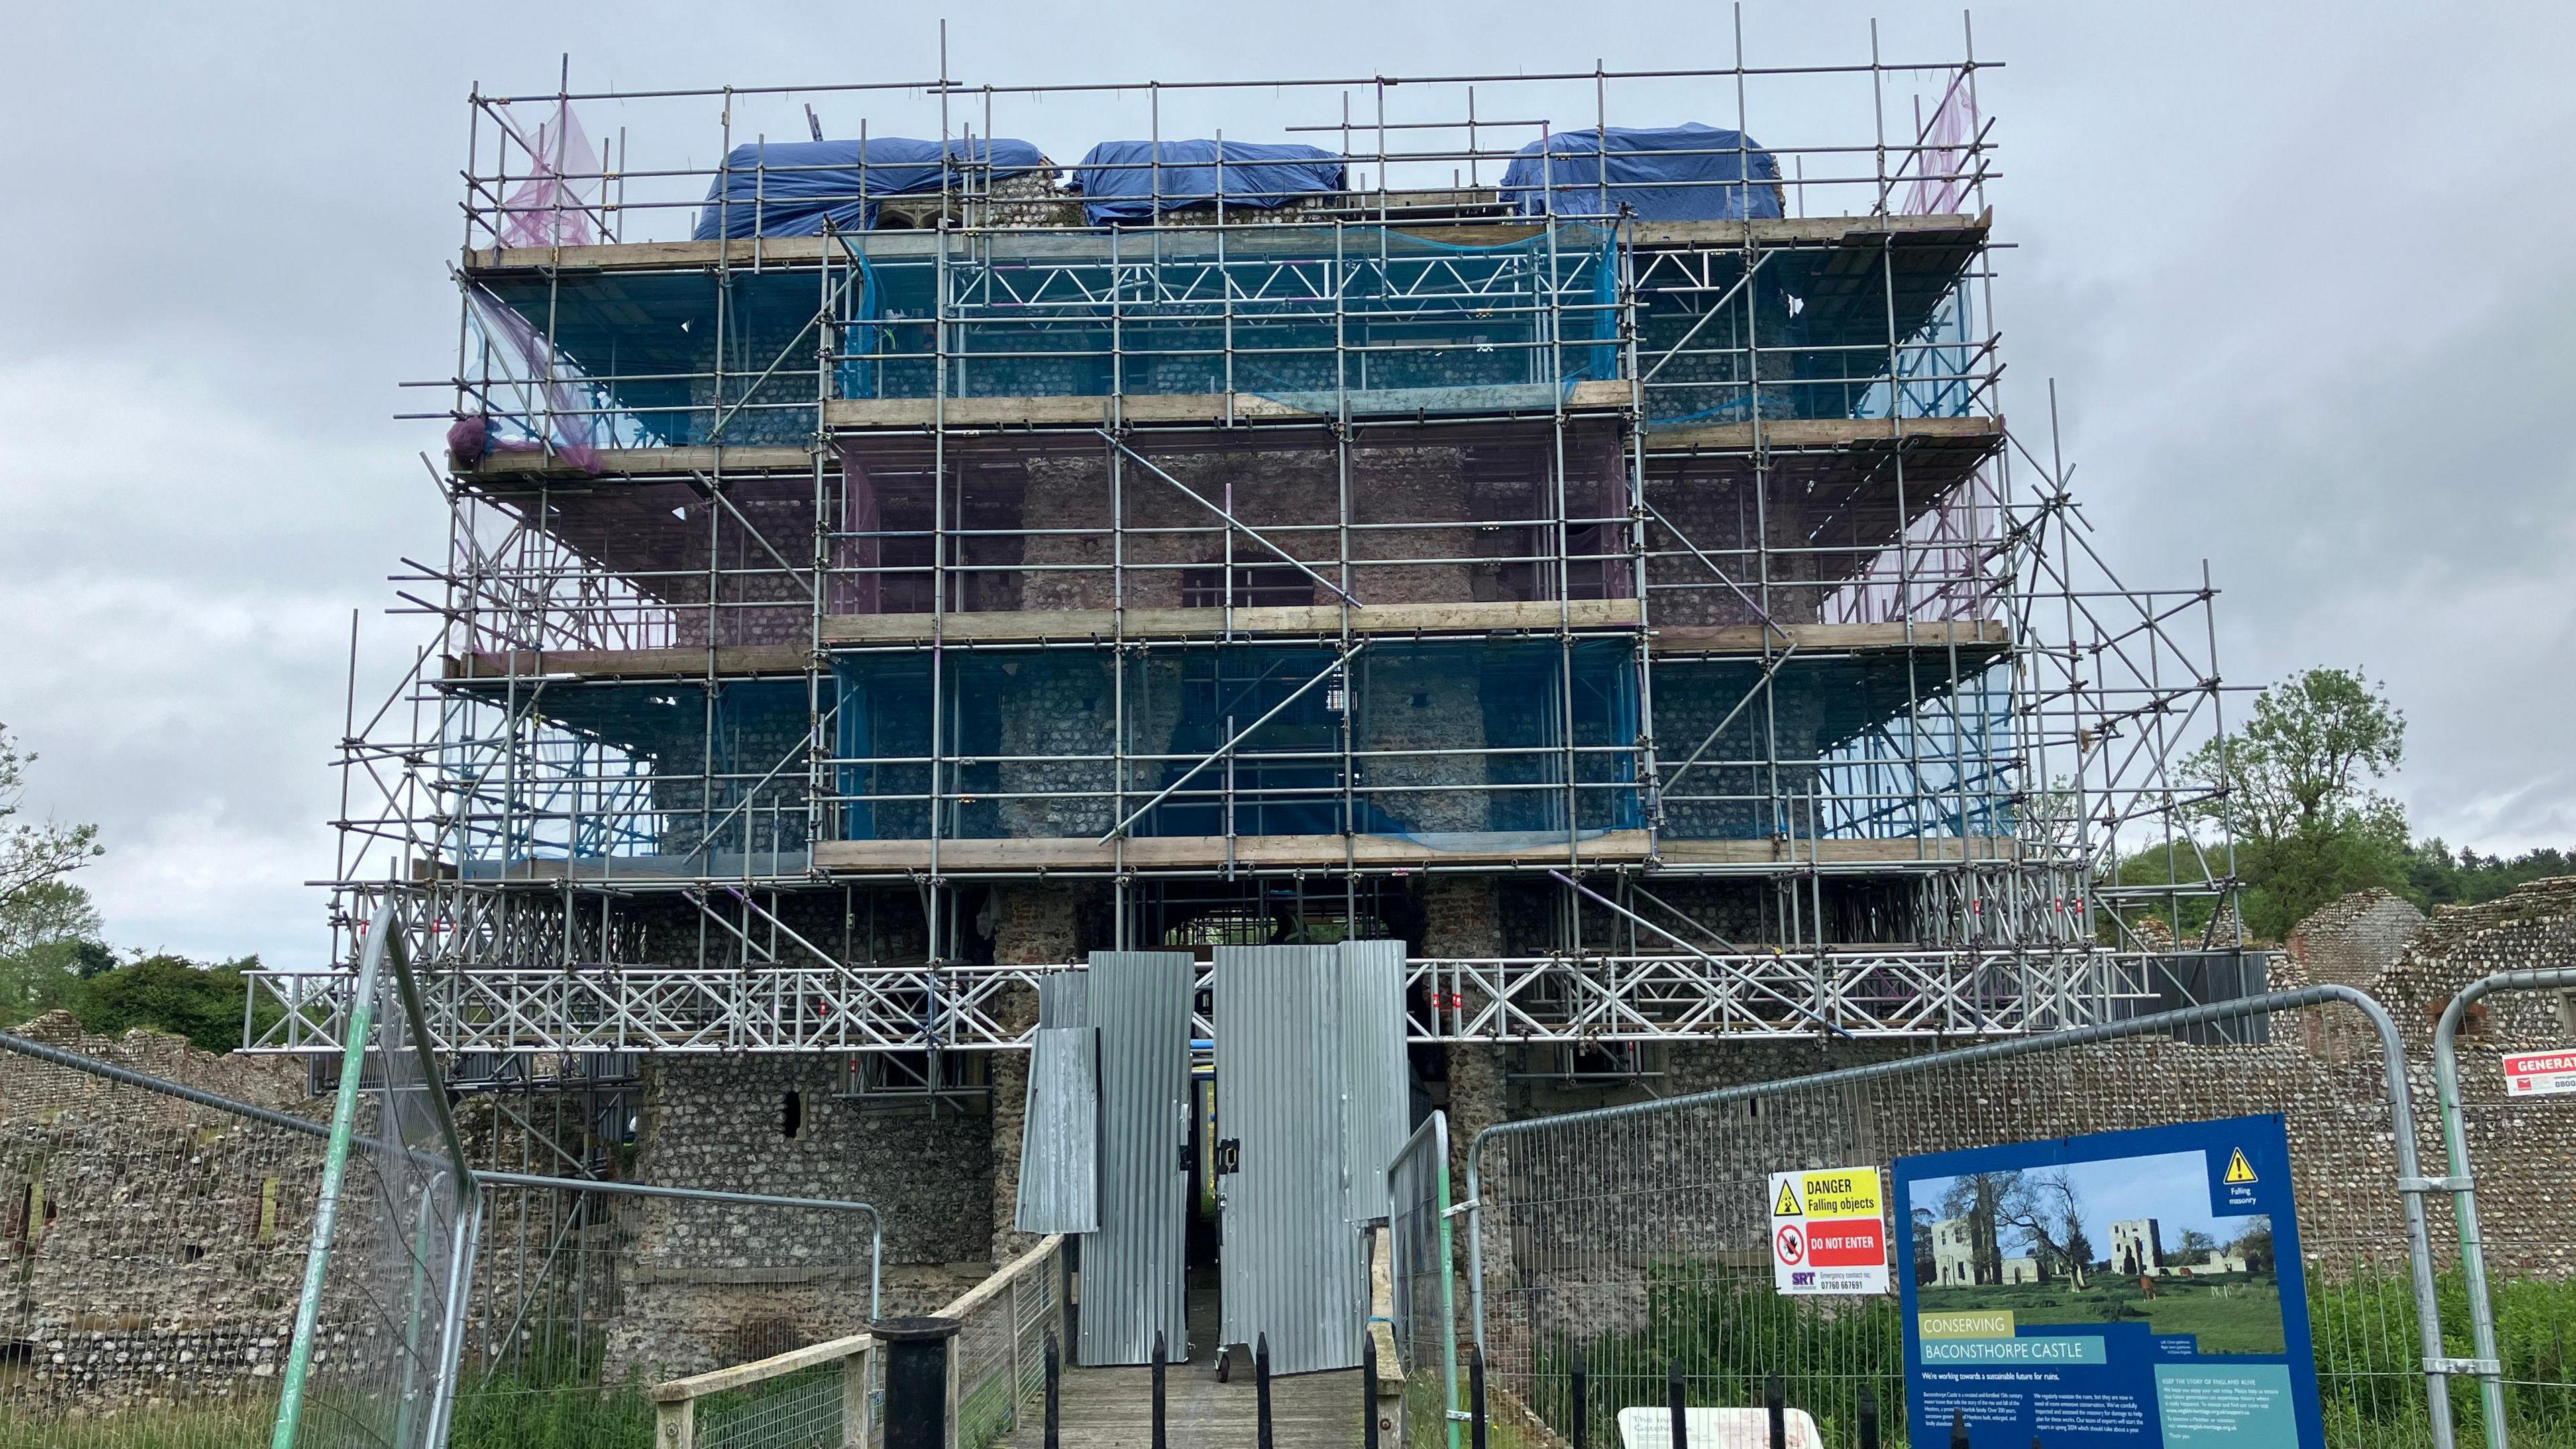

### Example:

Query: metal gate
xmin=1075 ymin=951 xmax=1194 ymax=1364
xmin=1214 ymin=942 xmax=1409 ymax=1376
xmin=2432 ymin=966 xmax=2576 ymax=1449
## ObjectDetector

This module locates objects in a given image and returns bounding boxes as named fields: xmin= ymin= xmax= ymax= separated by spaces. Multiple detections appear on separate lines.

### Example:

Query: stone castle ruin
xmin=0 ymin=1013 xmax=324 ymax=1413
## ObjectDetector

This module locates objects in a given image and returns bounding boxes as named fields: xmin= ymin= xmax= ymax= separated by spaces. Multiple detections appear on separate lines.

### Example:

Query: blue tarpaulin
xmin=1500 ymin=124 xmax=1784 ymax=221
xmin=1070 ymin=140 xmax=1345 ymax=225
xmin=694 ymin=136 xmax=1051 ymax=239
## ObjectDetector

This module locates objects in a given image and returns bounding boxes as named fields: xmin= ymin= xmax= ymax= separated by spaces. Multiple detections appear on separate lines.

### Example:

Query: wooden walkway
xmin=1001 ymin=1281 xmax=1369 ymax=1448
xmin=1000 ymin=1358 xmax=1367 ymax=1448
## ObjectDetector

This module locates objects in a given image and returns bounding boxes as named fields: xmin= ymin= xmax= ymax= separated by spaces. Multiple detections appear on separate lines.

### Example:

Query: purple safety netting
xmin=493 ymin=100 xmax=602 ymax=248
xmin=457 ymin=285 xmax=603 ymax=474
xmin=1903 ymin=72 xmax=1981 ymax=216
xmin=1822 ymin=464 xmax=2004 ymax=625
xmin=835 ymin=451 xmax=884 ymax=614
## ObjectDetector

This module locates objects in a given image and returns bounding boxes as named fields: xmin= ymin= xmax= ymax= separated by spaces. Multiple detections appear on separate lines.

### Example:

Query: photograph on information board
xmin=1892 ymin=1114 xmax=2322 ymax=1448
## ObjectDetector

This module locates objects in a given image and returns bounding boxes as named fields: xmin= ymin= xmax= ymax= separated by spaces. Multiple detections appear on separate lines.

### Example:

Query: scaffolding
xmin=268 ymin=19 xmax=2243 ymax=1061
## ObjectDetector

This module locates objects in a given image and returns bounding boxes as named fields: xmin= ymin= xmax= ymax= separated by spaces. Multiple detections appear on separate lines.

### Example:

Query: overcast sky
xmin=3 ymin=1 xmax=2569 ymax=968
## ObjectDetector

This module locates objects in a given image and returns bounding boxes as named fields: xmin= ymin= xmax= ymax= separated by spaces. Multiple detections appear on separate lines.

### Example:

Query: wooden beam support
xmin=463 ymin=212 xmax=1988 ymax=276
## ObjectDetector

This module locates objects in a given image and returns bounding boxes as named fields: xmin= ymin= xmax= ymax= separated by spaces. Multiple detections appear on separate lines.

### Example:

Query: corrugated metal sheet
xmin=1014 ymin=1026 xmax=1100 ymax=1233
xmin=1215 ymin=945 xmax=1368 ymax=1375
xmin=1336 ymin=938 xmax=1410 ymax=1223
xmin=1037 ymin=968 xmax=1090 ymax=1030
xmin=1076 ymin=951 xmax=1193 ymax=1366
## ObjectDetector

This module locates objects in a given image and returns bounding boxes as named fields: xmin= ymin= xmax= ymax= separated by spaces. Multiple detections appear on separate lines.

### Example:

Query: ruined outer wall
xmin=1484 ymin=1033 xmax=2403 ymax=1360
xmin=2278 ymin=888 xmax=2426 ymax=989
xmin=0 ymin=1014 xmax=325 ymax=1411
xmin=2363 ymin=878 xmax=2576 ymax=1275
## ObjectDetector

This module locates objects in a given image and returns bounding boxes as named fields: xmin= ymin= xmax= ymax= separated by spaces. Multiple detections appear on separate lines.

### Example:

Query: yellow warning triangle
xmin=1774 ymin=1180 xmax=1803 ymax=1217
xmin=2224 ymin=1148 xmax=2258 ymax=1185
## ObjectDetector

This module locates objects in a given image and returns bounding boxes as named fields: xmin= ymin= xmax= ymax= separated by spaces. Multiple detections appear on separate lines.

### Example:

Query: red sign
xmin=1804 ymin=1217 xmax=1886 ymax=1269
xmin=2503 ymin=1049 xmax=2576 ymax=1098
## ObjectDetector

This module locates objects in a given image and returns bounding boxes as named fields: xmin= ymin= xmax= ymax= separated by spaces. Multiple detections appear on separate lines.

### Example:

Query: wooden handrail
xmin=1367 ymin=1225 xmax=1407 ymax=1393
xmin=648 ymin=1231 xmax=1068 ymax=1449
xmin=934 ymin=1232 xmax=1064 ymax=1321
xmin=651 ymin=1328 xmax=879 ymax=1449
xmin=651 ymin=1330 xmax=877 ymax=1403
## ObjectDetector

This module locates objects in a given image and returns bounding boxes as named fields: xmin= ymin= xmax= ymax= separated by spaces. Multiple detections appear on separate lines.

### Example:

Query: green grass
xmin=1919 ymin=1271 xmax=2288 ymax=1354
xmin=0 ymin=1398 xmax=274 ymax=1449
xmin=445 ymin=1371 xmax=654 ymax=1449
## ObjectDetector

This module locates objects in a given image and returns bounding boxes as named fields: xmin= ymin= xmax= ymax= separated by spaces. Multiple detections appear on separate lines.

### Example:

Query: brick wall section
xmin=1010 ymin=432 xmax=1625 ymax=615
xmin=1424 ymin=877 xmax=1509 ymax=1191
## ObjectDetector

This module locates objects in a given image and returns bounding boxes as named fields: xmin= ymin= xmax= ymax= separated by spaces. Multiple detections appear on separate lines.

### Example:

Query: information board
xmin=1892 ymin=1115 xmax=2322 ymax=1448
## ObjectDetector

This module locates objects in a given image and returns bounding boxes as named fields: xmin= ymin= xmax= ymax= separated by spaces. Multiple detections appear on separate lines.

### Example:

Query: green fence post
xmin=270 ymin=916 xmax=388 ymax=1449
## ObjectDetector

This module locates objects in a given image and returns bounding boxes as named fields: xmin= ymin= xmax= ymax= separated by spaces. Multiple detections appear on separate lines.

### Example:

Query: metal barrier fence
xmin=1 ymin=896 xmax=890 ymax=1449
xmin=2436 ymin=967 xmax=2576 ymax=1449
xmin=0 ymin=913 xmax=482 ymax=1449
xmin=281 ymin=916 xmax=480 ymax=1449
xmin=451 ymin=1171 xmax=882 ymax=1449
xmin=0 ymin=1023 xmax=890 ymax=1449
xmin=0 ymin=1024 xmax=333 ymax=1449
xmin=1463 ymin=986 xmax=2465 ymax=1449
xmin=0 ymin=916 xmax=481 ymax=1449
xmin=1389 ymin=1112 xmax=1462 ymax=1448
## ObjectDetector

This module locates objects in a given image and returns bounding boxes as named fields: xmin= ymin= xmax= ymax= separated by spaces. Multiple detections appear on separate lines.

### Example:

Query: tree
xmin=2178 ymin=1228 xmax=2217 ymax=1258
xmin=0 ymin=878 xmax=101 ymax=959
xmin=2063 ymin=1208 xmax=2096 ymax=1281
xmin=2228 ymin=1218 xmax=2275 ymax=1275
xmin=1938 ymin=1171 xmax=2020 ymax=1285
xmin=0 ymin=939 xmax=84 ymax=1025
xmin=1999 ymin=1169 xmax=2094 ymax=1287
xmin=1 ymin=724 xmax=102 ymax=908
xmin=72 ymin=953 xmax=270 ymax=1055
xmin=0 ymin=875 xmax=113 ymax=1030
xmin=2406 ymin=841 xmax=2576 ymax=908
xmin=2181 ymin=669 xmax=2412 ymax=938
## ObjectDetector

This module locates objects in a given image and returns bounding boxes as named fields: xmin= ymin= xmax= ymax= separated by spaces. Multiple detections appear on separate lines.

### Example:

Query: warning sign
xmin=2225 ymin=1147 xmax=2260 ymax=1184
xmin=1768 ymin=1166 xmax=1888 ymax=1296
xmin=2503 ymin=1049 xmax=2576 ymax=1097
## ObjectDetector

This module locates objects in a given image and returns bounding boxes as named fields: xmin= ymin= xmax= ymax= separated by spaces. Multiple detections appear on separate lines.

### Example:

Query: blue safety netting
xmin=1651 ymin=656 xmax=2014 ymax=841
xmin=834 ymin=639 xmax=1639 ymax=845
xmin=841 ymin=223 xmax=1619 ymax=411
xmin=467 ymin=222 xmax=1617 ymax=448
xmin=449 ymin=680 xmax=813 ymax=875
xmin=694 ymin=136 xmax=1052 ymax=239
xmin=1501 ymin=124 xmax=1784 ymax=221
xmin=1070 ymin=140 xmax=1346 ymax=225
